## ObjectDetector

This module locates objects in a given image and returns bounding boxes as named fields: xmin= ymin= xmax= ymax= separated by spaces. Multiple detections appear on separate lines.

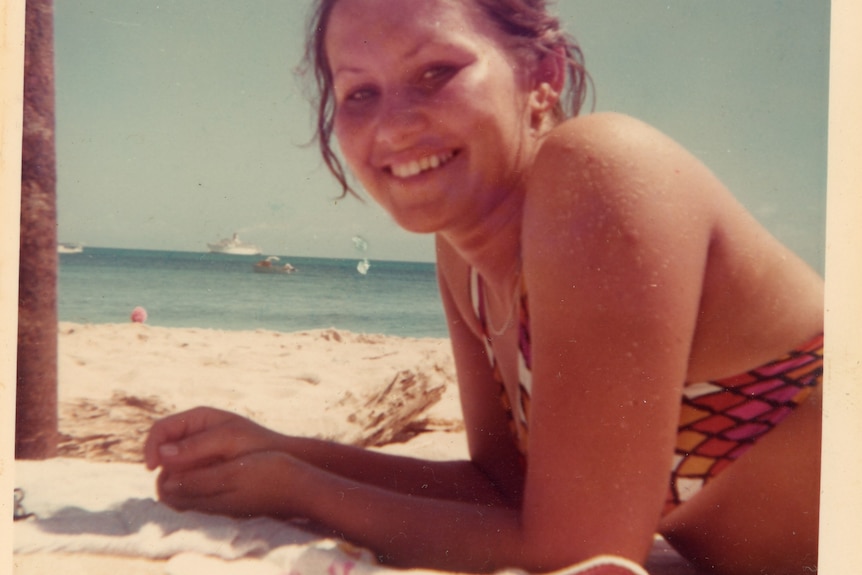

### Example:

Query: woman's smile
xmin=387 ymin=150 xmax=458 ymax=180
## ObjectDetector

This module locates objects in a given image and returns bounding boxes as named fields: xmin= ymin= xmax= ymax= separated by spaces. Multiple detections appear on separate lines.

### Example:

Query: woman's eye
xmin=418 ymin=65 xmax=457 ymax=90
xmin=345 ymin=87 xmax=377 ymax=103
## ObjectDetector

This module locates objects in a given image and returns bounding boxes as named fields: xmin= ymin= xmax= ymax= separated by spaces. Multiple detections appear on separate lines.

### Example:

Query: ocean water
xmin=59 ymin=247 xmax=449 ymax=338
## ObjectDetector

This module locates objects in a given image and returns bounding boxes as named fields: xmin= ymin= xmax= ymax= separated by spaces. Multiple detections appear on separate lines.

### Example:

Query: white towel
xmin=14 ymin=459 xmax=320 ymax=560
xmin=14 ymin=458 xmax=698 ymax=575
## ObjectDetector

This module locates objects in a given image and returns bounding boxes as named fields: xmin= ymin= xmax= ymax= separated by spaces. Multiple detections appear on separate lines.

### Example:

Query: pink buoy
xmin=131 ymin=306 xmax=148 ymax=323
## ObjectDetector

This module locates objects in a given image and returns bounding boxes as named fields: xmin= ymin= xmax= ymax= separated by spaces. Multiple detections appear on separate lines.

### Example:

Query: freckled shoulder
xmin=519 ymin=111 xmax=722 ymax=337
xmin=528 ymin=112 xmax=686 ymax=195
xmin=522 ymin=112 xmax=720 ymax=243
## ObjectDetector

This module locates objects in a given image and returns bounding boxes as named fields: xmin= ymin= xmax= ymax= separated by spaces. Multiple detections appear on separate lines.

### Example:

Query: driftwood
xmin=343 ymin=370 xmax=446 ymax=448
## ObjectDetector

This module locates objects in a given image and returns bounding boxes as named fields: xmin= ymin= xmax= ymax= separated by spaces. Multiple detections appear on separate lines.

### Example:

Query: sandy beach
xmin=13 ymin=322 xmax=698 ymax=575
xmin=52 ymin=321 xmax=468 ymax=463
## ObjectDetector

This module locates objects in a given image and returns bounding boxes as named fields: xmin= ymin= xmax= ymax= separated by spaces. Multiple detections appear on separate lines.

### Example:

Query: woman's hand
xmin=144 ymin=406 xmax=285 ymax=474
xmin=156 ymin=450 xmax=302 ymax=518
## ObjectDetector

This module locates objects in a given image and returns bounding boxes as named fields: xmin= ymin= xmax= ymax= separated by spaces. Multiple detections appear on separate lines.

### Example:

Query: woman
xmin=144 ymin=1 xmax=824 ymax=573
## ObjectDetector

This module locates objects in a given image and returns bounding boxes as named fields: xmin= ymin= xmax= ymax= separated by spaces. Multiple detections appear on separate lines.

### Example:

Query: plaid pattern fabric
xmin=665 ymin=334 xmax=823 ymax=511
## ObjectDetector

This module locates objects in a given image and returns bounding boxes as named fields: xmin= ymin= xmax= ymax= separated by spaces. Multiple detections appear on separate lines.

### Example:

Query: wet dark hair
xmin=299 ymin=0 xmax=591 ymax=198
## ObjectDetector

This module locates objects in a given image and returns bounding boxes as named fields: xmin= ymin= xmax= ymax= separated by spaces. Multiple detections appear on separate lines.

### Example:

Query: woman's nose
xmin=373 ymin=93 xmax=428 ymax=149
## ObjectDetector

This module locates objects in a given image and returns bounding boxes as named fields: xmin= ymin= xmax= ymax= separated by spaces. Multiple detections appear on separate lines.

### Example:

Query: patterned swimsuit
xmin=469 ymin=268 xmax=823 ymax=513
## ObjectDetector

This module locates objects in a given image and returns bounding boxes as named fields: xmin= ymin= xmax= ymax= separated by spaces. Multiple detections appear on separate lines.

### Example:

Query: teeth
xmin=391 ymin=152 xmax=453 ymax=179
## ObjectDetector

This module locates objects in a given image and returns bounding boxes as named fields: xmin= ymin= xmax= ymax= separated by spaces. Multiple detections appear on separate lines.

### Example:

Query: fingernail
xmin=160 ymin=443 xmax=180 ymax=457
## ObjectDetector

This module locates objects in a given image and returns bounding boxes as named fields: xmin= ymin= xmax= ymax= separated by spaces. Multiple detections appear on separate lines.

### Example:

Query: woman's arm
xmin=145 ymin=406 xmax=512 ymax=506
xmin=514 ymin=113 xmax=717 ymax=567
xmin=158 ymin=449 xmax=525 ymax=571
xmin=434 ymin=236 xmax=529 ymax=506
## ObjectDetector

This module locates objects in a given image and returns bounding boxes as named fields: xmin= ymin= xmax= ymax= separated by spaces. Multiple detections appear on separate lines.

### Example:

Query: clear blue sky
xmin=53 ymin=0 xmax=830 ymax=268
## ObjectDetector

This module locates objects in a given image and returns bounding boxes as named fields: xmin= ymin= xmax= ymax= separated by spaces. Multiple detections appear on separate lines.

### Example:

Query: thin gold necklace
xmin=486 ymin=270 xmax=522 ymax=337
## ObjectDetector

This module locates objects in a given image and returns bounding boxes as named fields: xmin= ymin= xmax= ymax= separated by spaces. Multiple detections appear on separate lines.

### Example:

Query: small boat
xmin=58 ymin=242 xmax=84 ymax=254
xmin=253 ymin=256 xmax=296 ymax=274
xmin=207 ymin=233 xmax=261 ymax=255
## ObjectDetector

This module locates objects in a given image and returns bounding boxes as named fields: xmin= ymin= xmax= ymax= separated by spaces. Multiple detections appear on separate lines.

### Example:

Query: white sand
xmin=55 ymin=321 xmax=468 ymax=462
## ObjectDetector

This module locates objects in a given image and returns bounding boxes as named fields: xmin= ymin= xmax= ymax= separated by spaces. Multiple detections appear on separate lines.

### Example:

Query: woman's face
xmin=326 ymin=0 xmax=540 ymax=234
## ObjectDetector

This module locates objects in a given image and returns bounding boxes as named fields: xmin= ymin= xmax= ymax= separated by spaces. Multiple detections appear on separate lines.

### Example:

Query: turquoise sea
xmin=59 ymin=248 xmax=448 ymax=338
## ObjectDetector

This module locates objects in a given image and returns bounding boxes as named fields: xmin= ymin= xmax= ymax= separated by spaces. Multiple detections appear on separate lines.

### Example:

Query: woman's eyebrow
xmin=331 ymin=36 xmax=464 ymax=80
xmin=332 ymin=65 xmax=366 ymax=80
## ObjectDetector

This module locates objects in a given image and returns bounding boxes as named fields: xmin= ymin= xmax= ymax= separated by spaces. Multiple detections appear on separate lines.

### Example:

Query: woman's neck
xmin=441 ymin=123 xmax=552 ymax=289
xmin=440 ymin=186 xmax=524 ymax=292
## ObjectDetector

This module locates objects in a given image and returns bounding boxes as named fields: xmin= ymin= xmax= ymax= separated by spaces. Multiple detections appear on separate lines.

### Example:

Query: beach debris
xmin=130 ymin=306 xmax=148 ymax=323
xmin=320 ymin=329 xmax=343 ymax=342
xmin=342 ymin=369 xmax=446 ymax=448
xmin=13 ymin=488 xmax=35 ymax=521
xmin=58 ymin=391 xmax=173 ymax=463
xmin=293 ymin=373 xmax=321 ymax=386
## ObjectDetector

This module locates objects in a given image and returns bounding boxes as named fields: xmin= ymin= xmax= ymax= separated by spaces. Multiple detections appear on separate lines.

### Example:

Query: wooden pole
xmin=16 ymin=0 xmax=58 ymax=459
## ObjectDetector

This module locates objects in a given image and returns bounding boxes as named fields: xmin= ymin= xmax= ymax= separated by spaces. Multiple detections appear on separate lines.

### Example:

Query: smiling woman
xmin=323 ymin=0 xmax=547 ymax=235
xmin=142 ymin=2 xmax=825 ymax=574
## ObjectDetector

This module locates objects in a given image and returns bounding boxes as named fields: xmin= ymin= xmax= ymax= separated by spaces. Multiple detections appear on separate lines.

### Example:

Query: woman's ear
xmin=529 ymin=47 xmax=566 ymax=119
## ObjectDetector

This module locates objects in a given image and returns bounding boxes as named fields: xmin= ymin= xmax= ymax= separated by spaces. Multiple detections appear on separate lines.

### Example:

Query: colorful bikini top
xmin=468 ymin=267 xmax=824 ymax=513
xmin=470 ymin=267 xmax=532 ymax=455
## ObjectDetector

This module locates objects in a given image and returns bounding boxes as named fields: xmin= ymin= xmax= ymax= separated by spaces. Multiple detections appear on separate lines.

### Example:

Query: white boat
xmin=58 ymin=242 xmax=84 ymax=254
xmin=207 ymin=233 xmax=261 ymax=255
xmin=253 ymin=256 xmax=296 ymax=274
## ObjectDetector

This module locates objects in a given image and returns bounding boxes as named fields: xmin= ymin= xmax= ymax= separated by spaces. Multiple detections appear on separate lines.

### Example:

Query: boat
xmin=253 ymin=256 xmax=296 ymax=274
xmin=207 ymin=233 xmax=261 ymax=255
xmin=58 ymin=242 xmax=84 ymax=254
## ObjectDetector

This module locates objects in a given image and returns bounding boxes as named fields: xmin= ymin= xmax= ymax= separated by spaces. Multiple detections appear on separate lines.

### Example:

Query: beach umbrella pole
xmin=16 ymin=0 xmax=59 ymax=459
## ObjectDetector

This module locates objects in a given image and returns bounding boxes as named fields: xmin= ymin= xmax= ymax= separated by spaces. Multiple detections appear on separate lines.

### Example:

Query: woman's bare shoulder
xmin=521 ymin=112 xmax=718 ymax=356
xmin=526 ymin=113 xmax=824 ymax=377
xmin=537 ymin=112 xmax=671 ymax=157
xmin=524 ymin=112 xmax=722 ymax=248
xmin=534 ymin=112 xmax=718 ymax=191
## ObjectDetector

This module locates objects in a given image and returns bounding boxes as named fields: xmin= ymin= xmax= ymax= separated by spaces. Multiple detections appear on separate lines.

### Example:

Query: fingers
xmin=157 ymin=455 xmax=284 ymax=517
xmin=157 ymin=464 xmax=235 ymax=513
xmin=155 ymin=427 xmax=233 ymax=473
xmin=158 ymin=463 xmax=231 ymax=499
xmin=144 ymin=406 xmax=236 ymax=470
xmin=145 ymin=407 xmax=282 ymax=473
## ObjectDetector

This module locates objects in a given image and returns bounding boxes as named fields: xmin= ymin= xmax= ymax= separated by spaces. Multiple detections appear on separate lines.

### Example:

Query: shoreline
xmin=57 ymin=319 xmax=451 ymax=340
